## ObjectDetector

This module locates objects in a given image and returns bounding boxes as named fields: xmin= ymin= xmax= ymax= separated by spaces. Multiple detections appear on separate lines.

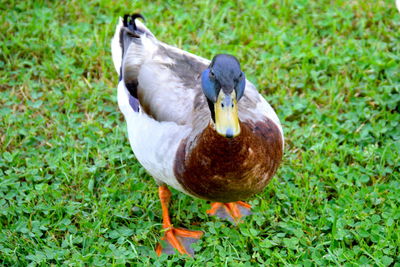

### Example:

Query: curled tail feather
xmin=111 ymin=13 xmax=154 ymax=76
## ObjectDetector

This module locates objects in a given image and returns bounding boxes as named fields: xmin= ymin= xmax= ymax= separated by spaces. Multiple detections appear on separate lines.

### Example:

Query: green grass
xmin=1 ymin=0 xmax=399 ymax=265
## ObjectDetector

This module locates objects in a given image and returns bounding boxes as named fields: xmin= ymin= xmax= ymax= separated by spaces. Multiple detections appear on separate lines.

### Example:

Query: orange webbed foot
xmin=155 ymin=185 xmax=203 ymax=256
xmin=156 ymin=227 xmax=203 ymax=256
xmin=207 ymin=201 xmax=252 ymax=224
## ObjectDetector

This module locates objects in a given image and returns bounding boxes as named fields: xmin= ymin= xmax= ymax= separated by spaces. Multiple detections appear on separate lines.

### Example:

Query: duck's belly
xmin=176 ymin=164 xmax=274 ymax=203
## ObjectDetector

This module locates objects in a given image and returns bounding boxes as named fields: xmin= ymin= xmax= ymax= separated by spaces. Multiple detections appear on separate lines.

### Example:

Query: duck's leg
xmin=207 ymin=201 xmax=252 ymax=224
xmin=155 ymin=185 xmax=203 ymax=256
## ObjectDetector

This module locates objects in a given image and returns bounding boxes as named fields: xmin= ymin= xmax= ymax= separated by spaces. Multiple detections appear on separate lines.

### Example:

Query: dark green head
xmin=201 ymin=54 xmax=246 ymax=138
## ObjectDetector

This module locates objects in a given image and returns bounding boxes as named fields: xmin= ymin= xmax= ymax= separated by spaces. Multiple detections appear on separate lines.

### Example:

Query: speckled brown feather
xmin=174 ymin=118 xmax=283 ymax=202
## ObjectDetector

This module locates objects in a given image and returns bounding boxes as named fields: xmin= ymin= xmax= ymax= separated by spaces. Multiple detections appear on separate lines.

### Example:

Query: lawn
xmin=1 ymin=0 xmax=399 ymax=265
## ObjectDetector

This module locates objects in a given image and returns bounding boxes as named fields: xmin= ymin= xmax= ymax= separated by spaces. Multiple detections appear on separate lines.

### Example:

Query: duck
xmin=111 ymin=14 xmax=284 ymax=256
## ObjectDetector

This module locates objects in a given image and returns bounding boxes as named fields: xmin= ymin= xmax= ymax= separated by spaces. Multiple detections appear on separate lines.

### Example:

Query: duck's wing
xmin=112 ymin=15 xmax=210 ymax=126
xmin=111 ymin=16 xmax=199 ymax=193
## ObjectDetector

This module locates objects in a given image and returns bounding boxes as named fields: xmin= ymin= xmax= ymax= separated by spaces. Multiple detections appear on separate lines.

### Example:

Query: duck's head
xmin=201 ymin=54 xmax=246 ymax=138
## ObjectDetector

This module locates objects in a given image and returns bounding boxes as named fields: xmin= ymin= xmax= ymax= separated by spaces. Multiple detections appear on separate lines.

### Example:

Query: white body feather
xmin=117 ymin=80 xmax=191 ymax=192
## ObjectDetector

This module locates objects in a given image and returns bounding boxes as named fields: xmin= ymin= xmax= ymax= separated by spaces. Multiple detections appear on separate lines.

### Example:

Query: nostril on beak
xmin=226 ymin=129 xmax=234 ymax=138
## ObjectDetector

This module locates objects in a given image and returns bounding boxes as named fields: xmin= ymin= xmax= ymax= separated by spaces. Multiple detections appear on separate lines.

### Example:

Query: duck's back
xmin=112 ymin=16 xmax=282 ymax=133
xmin=112 ymin=17 xmax=211 ymax=126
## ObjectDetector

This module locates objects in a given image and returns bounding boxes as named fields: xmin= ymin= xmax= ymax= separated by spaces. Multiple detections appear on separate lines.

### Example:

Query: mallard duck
xmin=111 ymin=14 xmax=284 ymax=256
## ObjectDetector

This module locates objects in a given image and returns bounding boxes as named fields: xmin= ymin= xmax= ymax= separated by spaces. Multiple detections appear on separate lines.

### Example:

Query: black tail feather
xmin=123 ymin=14 xmax=146 ymax=33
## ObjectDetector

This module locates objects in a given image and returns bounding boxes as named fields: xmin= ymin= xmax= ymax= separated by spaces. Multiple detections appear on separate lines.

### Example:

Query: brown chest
xmin=174 ymin=119 xmax=283 ymax=202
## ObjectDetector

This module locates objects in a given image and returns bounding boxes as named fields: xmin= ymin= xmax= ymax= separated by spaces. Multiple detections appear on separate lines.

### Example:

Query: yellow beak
xmin=214 ymin=90 xmax=240 ymax=138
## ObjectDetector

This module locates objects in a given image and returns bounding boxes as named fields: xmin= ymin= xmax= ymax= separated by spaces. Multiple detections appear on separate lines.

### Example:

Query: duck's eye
xmin=221 ymin=102 xmax=224 ymax=108
xmin=235 ymin=73 xmax=243 ymax=83
xmin=231 ymin=103 xmax=234 ymax=108
xmin=210 ymin=70 xmax=215 ymax=78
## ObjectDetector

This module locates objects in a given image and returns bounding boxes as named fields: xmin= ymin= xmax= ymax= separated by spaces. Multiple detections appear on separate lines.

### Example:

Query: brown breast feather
xmin=174 ymin=118 xmax=283 ymax=202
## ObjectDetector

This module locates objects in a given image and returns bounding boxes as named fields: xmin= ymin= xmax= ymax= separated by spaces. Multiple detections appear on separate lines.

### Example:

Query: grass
xmin=1 ymin=0 xmax=399 ymax=265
